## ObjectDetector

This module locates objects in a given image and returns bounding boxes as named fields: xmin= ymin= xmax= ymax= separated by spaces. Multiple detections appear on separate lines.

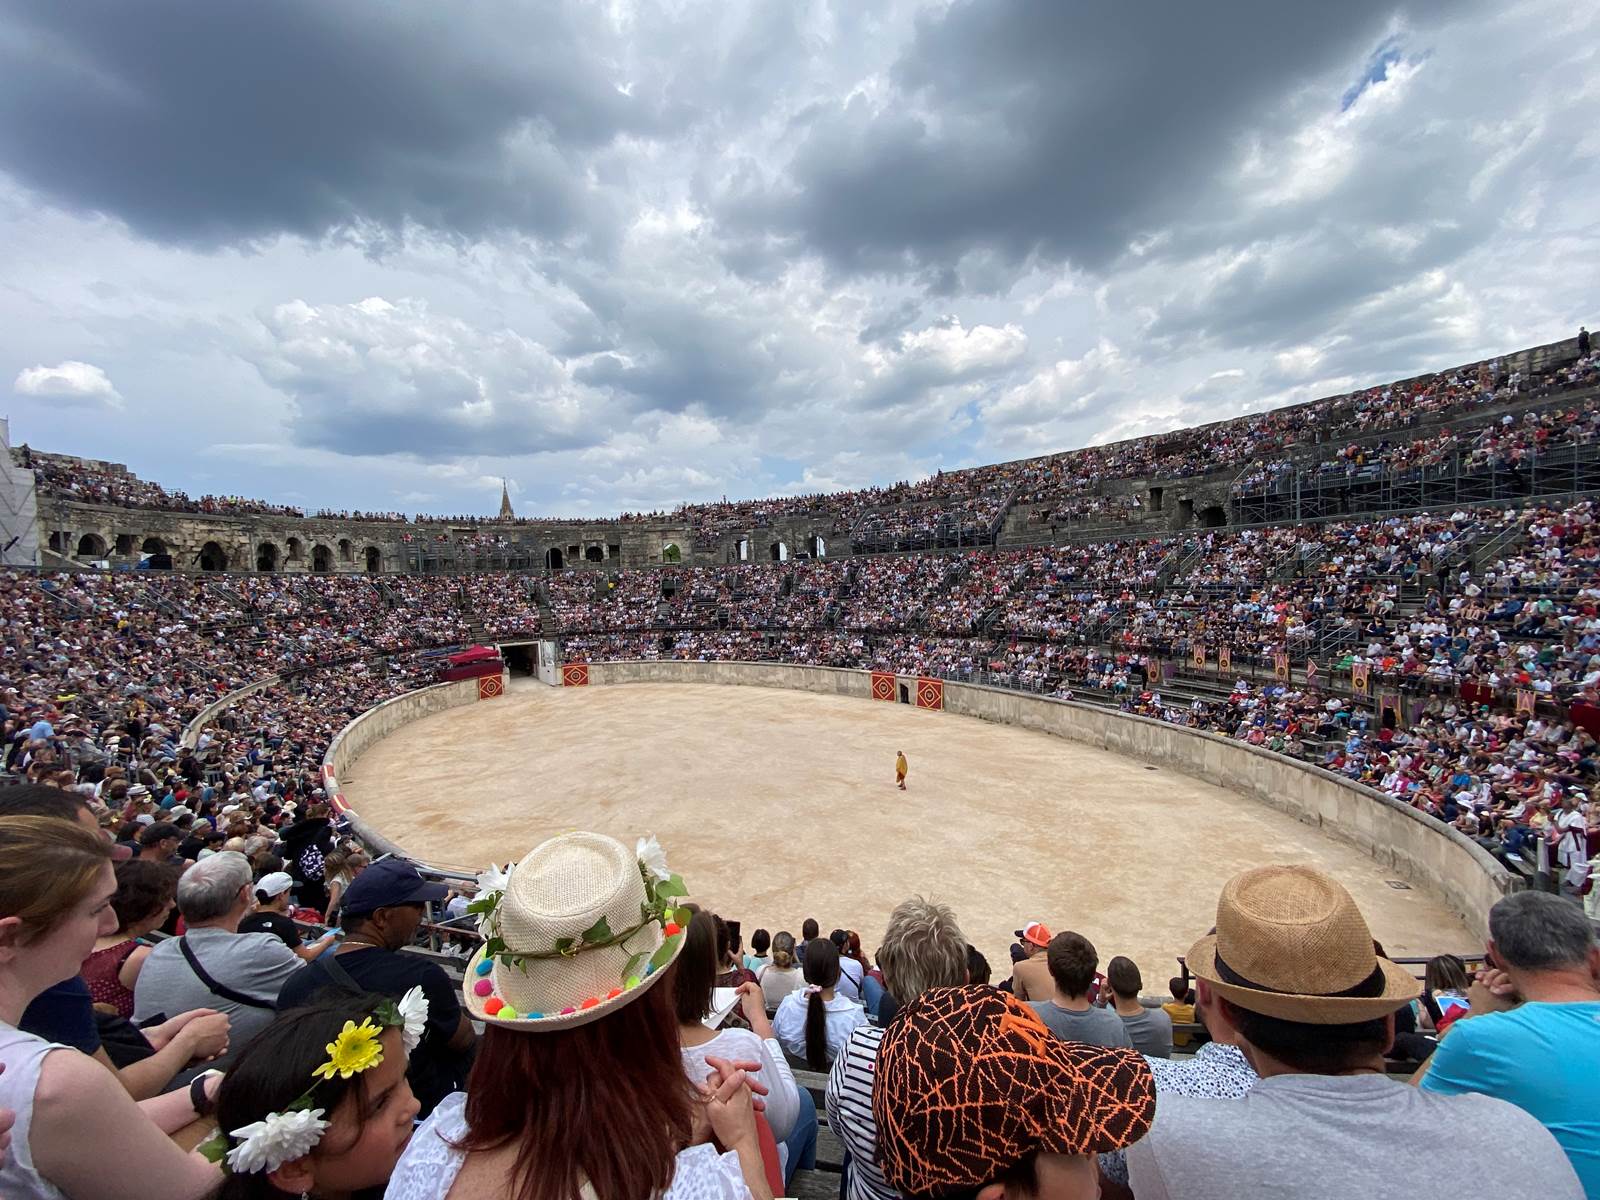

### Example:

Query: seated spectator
xmin=874 ymin=985 xmax=1155 ymax=1200
xmin=1104 ymin=955 xmax=1174 ymax=1058
xmin=1419 ymin=891 xmax=1600 ymax=1193
xmin=714 ymin=916 xmax=759 ymax=1030
xmin=0 ymin=815 xmax=222 ymax=1198
xmin=744 ymin=927 xmax=771 ymax=973
xmin=387 ymin=831 xmax=772 ymax=1200
xmin=1126 ymin=865 xmax=1583 ymax=1198
xmin=965 ymin=944 xmax=992 ymax=985
xmin=136 ymin=821 xmax=184 ymax=865
xmin=827 ymin=895 xmax=969 ymax=1200
xmin=759 ymin=932 xmax=804 ymax=1010
xmin=208 ymin=991 xmax=420 ymax=1199
xmin=1007 ymin=920 xmax=1053 ymax=1001
xmin=675 ymin=911 xmax=815 ymax=1186
xmin=774 ymin=938 xmax=866 ymax=1068
xmin=133 ymin=850 xmax=304 ymax=1081
xmin=238 ymin=871 xmax=339 ymax=962
xmin=1163 ymin=976 xmax=1197 ymax=1047
xmin=276 ymin=856 xmax=473 ymax=1118
xmin=1027 ymin=931 xmax=1131 ymax=1048
xmin=83 ymin=858 xmax=176 ymax=1018
xmin=830 ymin=928 xmax=866 ymax=1003
xmin=796 ymin=917 xmax=819 ymax=968
xmin=1418 ymin=953 xmax=1472 ymax=1033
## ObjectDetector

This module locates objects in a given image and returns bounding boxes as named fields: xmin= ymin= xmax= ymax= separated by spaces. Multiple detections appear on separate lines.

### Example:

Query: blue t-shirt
xmin=1421 ymin=1001 xmax=1600 ymax=1195
xmin=20 ymin=976 xmax=99 ymax=1054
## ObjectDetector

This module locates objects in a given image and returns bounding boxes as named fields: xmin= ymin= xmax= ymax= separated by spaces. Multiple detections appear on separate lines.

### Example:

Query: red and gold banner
xmin=870 ymin=671 xmax=896 ymax=702
xmin=1218 ymin=645 xmax=1231 ymax=674
xmin=562 ymin=663 xmax=590 ymax=687
xmin=1273 ymin=652 xmax=1289 ymax=681
xmin=1380 ymin=692 xmax=1402 ymax=728
xmin=1516 ymin=688 xmax=1537 ymax=715
xmin=478 ymin=674 xmax=505 ymax=700
xmin=1191 ymin=644 xmax=1206 ymax=668
xmin=915 ymin=677 xmax=944 ymax=711
xmin=1351 ymin=662 xmax=1370 ymax=697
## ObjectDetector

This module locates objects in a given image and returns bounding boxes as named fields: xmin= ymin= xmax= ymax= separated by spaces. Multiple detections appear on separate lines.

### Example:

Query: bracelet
xmin=189 ymin=1069 xmax=220 ymax=1119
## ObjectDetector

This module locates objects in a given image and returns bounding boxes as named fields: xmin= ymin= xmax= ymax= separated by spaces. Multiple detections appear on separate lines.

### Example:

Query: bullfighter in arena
xmin=896 ymin=750 xmax=909 ymax=790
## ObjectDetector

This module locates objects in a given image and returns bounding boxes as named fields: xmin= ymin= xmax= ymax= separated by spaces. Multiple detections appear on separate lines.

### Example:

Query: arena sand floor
xmin=343 ymin=678 xmax=1481 ymax=983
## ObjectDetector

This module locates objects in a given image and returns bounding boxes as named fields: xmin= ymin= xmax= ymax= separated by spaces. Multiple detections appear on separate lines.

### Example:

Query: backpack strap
xmin=178 ymin=936 xmax=276 ymax=1011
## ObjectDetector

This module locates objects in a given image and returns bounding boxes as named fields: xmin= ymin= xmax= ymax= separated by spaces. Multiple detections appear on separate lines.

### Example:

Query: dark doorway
xmin=585 ymin=545 xmax=605 ymax=563
xmin=1178 ymin=498 xmax=1195 ymax=526
xmin=898 ymin=684 xmax=910 ymax=704
xmin=76 ymin=533 xmax=107 ymax=558
xmin=1198 ymin=504 xmax=1228 ymax=529
xmin=256 ymin=542 xmax=279 ymax=572
xmin=338 ymin=538 xmax=354 ymax=562
xmin=198 ymin=542 xmax=228 ymax=571
xmin=502 ymin=645 xmax=536 ymax=676
xmin=363 ymin=546 xmax=381 ymax=573
xmin=769 ymin=541 xmax=788 ymax=562
xmin=313 ymin=544 xmax=334 ymax=572
xmin=1148 ymin=487 xmax=1164 ymax=513
xmin=546 ymin=547 xmax=564 ymax=569
xmin=114 ymin=534 xmax=135 ymax=556
xmin=807 ymin=534 xmax=827 ymax=558
xmin=286 ymin=537 xmax=303 ymax=561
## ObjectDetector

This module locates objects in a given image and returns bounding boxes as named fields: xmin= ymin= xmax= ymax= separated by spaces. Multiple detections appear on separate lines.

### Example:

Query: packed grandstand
xmin=3 ymin=333 xmax=1599 ymax=1199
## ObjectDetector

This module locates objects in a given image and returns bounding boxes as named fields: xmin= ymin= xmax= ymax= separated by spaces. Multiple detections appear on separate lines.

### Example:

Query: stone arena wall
xmin=581 ymin=660 xmax=1515 ymax=939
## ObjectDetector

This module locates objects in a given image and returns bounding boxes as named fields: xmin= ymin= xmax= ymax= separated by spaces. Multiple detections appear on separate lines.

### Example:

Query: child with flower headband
xmin=206 ymin=990 xmax=426 ymax=1199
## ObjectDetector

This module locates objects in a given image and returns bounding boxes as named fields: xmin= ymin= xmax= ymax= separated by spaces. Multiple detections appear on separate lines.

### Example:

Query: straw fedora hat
xmin=1185 ymin=864 xmax=1421 ymax=1024
xmin=463 ymin=831 xmax=689 ymax=1031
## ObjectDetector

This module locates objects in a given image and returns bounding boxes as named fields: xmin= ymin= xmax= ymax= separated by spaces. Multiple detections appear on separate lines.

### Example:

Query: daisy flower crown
xmin=198 ymin=987 xmax=429 ymax=1176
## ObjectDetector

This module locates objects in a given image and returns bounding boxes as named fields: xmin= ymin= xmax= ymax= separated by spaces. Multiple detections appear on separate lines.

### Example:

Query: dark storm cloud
xmin=726 ymin=0 xmax=1461 ymax=282
xmin=0 ymin=1 xmax=650 ymax=246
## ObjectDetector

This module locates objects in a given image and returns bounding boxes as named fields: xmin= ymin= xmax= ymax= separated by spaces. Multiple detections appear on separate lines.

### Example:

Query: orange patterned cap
xmin=873 ymin=985 xmax=1155 ymax=1195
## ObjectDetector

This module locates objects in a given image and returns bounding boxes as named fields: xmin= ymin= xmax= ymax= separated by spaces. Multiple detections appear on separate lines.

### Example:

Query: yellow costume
xmin=895 ymin=752 xmax=908 ymax=789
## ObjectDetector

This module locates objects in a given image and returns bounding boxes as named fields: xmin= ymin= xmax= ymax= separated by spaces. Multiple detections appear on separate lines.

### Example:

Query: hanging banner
xmin=1516 ymin=688 xmax=1537 ymax=715
xmin=915 ymin=677 xmax=945 ymax=711
xmin=1218 ymin=645 xmax=1231 ymax=674
xmin=562 ymin=663 xmax=590 ymax=687
xmin=1305 ymin=658 xmax=1319 ymax=682
xmin=1273 ymin=652 xmax=1290 ymax=681
xmin=1191 ymin=644 xmax=1206 ymax=668
xmin=1351 ymin=662 xmax=1370 ymax=698
xmin=1379 ymin=692 xmax=1402 ymax=727
xmin=1147 ymin=658 xmax=1166 ymax=686
xmin=870 ymin=671 xmax=896 ymax=702
xmin=477 ymin=673 xmax=505 ymax=700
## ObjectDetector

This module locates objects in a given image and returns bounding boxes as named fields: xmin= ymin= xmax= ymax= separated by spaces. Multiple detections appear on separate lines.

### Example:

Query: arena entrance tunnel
xmin=499 ymin=643 xmax=537 ymax=676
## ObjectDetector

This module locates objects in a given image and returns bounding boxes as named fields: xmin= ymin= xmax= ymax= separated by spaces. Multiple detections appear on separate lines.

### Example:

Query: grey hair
xmin=1488 ymin=890 xmax=1596 ymax=971
xmin=176 ymin=851 xmax=253 ymax=923
xmin=876 ymin=895 xmax=967 ymax=1002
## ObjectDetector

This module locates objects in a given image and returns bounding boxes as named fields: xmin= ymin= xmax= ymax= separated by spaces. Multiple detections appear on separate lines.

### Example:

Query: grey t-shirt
xmin=1027 ymin=1000 xmax=1132 ymax=1048
xmin=1118 ymin=1004 xmax=1174 ymax=1058
xmin=1127 ymin=1072 xmax=1583 ymax=1200
xmin=132 ymin=925 xmax=304 ymax=1081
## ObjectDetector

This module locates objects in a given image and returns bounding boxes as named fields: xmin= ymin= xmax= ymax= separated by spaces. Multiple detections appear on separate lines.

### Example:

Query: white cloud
xmin=12 ymin=360 xmax=122 ymax=407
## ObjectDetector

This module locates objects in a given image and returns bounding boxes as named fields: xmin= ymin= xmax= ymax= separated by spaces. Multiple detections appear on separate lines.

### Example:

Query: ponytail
xmin=802 ymin=937 xmax=841 ymax=1070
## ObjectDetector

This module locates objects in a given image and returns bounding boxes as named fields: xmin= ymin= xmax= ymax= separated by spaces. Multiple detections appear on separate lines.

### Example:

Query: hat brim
xmin=463 ymin=924 xmax=686 ymax=1032
xmin=1185 ymin=933 xmax=1421 ymax=1023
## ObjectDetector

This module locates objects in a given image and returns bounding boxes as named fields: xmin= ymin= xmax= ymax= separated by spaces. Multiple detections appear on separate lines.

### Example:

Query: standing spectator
xmin=1008 ymin=920 xmax=1053 ymax=1001
xmin=1419 ymin=891 xmax=1600 ymax=1193
xmin=759 ymin=932 xmax=805 ymax=1010
xmin=1026 ymin=932 xmax=1131 ymax=1048
xmin=1127 ymin=865 xmax=1583 ymax=1199
xmin=774 ymin=938 xmax=866 ymax=1068
xmin=827 ymin=895 xmax=968 ymax=1200
xmin=275 ymin=856 xmax=473 ymax=1118
xmin=133 ymin=851 xmax=303 ymax=1081
xmin=873 ymin=985 xmax=1155 ymax=1200
xmin=1105 ymin=955 xmax=1174 ymax=1058
xmin=0 ymin=815 xmax=223 ymax=1198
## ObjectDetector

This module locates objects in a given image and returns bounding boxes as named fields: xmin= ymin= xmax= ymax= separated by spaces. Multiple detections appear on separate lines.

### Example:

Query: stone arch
xmin=546 ymin=547 xmax=565 ymax=570
xmin=286 ymin=536 xmax=303 ymax=560
xmin=313 ymin=544 xmax=334 ymax=572
xmin=114 ymin=533 xmax=136 ymax=556
xmin=1198 ymin=504 xmax=1228 ymax=529
xmin=584 ymin=544 xmax=605 ymax=563
xmin=256 ymin=542 xmax=279 ymax=572
xmin=338 ymin=538 xmax=354 ymax=562
xmin=769 ymin=540 xmax=789 ymax=562
xmin=807 ymin=534 xmax=827 ymax=558
xmin=198 ymin=542 xmax=228 ymax=571
xmin=363 ymin=546 xmax=381 ymax=573
xmin=141 ymin=536 xmax=167 ymax=556
xmin=662 ymin=543 xmax=681 ymax=563
xmin=47 ymin=531 xmax=67 ymax=553
xmin=76 ymin=533 xmax=107 ymax=558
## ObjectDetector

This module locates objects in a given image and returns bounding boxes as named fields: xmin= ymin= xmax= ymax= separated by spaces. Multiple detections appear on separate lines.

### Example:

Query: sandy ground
xmin=343 ymin=679 xmax=1481 ymax=985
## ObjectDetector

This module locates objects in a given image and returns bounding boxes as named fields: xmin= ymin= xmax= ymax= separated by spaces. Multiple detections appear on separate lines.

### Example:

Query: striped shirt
xmin=826 ymin=1023 xmax=898 ymax=1200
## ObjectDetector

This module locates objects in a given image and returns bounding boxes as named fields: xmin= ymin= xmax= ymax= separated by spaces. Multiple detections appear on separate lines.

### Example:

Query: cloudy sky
xmin=2 ymin=1 xmax=1596 ymax=518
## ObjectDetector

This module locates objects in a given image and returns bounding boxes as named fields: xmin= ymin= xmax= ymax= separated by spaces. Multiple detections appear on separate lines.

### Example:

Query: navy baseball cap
xmin=338 ymin=857 xmax=447 ymax=916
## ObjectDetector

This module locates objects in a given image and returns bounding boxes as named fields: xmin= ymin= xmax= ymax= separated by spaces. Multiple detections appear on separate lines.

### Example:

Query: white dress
xmin=0 ymin=1024 xmax=68 ymax=1199
xmin=384 ymin=1092 xmax=752 ymax=1200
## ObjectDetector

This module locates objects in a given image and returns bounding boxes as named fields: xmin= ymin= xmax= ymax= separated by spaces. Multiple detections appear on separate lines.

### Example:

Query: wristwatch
xmin=189 ymin=1068 xmax=222 ymax=1118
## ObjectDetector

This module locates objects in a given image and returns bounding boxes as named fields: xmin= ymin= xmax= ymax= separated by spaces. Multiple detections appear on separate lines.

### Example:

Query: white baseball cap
xmin=254 ymin=872 xmax=295 ymax=900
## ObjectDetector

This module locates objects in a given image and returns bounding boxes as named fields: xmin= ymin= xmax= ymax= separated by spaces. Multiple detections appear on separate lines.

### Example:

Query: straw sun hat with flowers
xmin=463 ymin=831 xmax=692 ymax=1029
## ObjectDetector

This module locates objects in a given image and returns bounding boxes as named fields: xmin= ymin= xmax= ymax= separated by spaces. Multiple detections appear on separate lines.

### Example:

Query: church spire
xmin=498 ymin=478 xmax=514 ymax=520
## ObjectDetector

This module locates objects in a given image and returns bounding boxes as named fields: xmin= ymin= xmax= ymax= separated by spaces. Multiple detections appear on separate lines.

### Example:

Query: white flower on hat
xmin=396 ymin=986 xmax=429 ymax=1054
xmin=636 ymin=834 xmax=670 ymax=883
xmin=224 ymin=1107 xmax=331 ymax=1175
xmin=475 ymin=863 xmax=509 ymax=897
xmin=471 ymin=863 xmax=510 ymax=940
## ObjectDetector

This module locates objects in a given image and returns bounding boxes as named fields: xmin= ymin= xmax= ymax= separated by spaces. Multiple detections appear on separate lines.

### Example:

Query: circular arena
xmin=340 ymin=675 xmax=1481 ymax=980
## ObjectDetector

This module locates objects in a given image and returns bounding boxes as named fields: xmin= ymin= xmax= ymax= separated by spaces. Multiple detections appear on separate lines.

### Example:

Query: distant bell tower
xmin=498 ymin=479 xmax=514 ymax=520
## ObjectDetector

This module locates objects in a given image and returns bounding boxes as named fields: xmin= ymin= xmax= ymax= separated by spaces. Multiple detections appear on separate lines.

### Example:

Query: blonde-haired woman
xmin=0 ymin=815 xmax=223 ymax=1198
xmin=758 ymin=932 xmax=804 ymax=1011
